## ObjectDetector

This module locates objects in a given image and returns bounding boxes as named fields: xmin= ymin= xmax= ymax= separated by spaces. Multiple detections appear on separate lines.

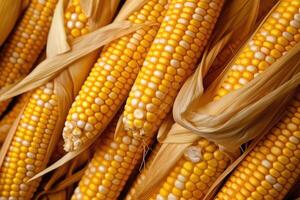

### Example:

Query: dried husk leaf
xmin=39 ymin=190 xmax=66 ymax=200
xmin=34 ymin=144 xmax=95 ymax=199
xmin=135 ymin=1 xmax=284 ymax=199
xmin=80 ymin=0 xmax=121 ymax=28
xmin=46 ymin=0 xmax=70 ymax=56
xmin=204 ymin=0 xmax=277 ymax=87
xmin=0 ymin=0 xmax=26 ymax=46
xmin=285 ymin=181 xmax=300 ymax=200
xmin=34 ymin=158 xmax=88 ymax=200
xmin=22 ymin=0 xmax=31 ymax=10
xmin=43 ymin=163 xmax=71 ymax=192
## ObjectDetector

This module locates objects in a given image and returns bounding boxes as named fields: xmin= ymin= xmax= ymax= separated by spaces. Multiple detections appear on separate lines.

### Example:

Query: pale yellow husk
xmin=204 ymin=0 xmax=277 ymax=86
xmin=134 ymin=1 xmax=300 ymax=199
xmin=0 ymin=0 xmax=29 ymax=46
xmin=34 ymin=133 xmax=105 ymax=199
xmin=34 ymin=148 xmax=92 ymax=200
xmin=40 ymin=190 xmax=66 ymax=200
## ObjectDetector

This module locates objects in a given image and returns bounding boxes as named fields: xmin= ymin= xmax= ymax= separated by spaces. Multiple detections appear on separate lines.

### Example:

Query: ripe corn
xmin=0 ymin=1 xmax=90 ymax=198
xmin=215 ymin=92 xmax=300 ymax=200
xmin=0 ymin=93 xmax=32 ymax=144
xmin=145 ymin=0 xmax=300 ymax=199
xmin=150 ymin=139 xmax=229 ymax=200
xmin=62 ymin=0 xmax=168 ymax=152
xmin=125 ymin=144 xmax=161 ymax=200
xmin=123 ymin=0 xmax=224 ymax=136
xmin=0 ymin=0 xmax=58 ymax=116
xmin=71 ymin=118 xmax=151 ymax=200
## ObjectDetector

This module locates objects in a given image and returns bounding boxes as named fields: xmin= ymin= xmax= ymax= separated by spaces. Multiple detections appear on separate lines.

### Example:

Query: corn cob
xmin=125 ymin=144 xmax=161 ymax=200
xmin=215 ymin=91 xmax=300 ymax=200
xmin=123 ymin=0 xmax=224 ymax=136
xmin=71 ymin=118 xmax=151 ymax=200
xmin=0 ymin=0 xmax=58 ymax=116
xmin=145 ymin=0 xmax=300 ymax=199
xmin=62 ymin=0 xmax=168 ymax=152
xmin=0 ymin=93 xmax=32 ymax=145
xmin=0 ymin=1 xmax=90 ymax=198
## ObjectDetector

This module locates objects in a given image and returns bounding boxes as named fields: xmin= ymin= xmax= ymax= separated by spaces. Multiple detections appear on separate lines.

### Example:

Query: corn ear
xmin=122 ymin=0 xmax=224 ymax=136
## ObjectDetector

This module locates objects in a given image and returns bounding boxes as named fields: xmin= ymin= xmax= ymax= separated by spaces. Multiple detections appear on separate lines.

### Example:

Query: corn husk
xmin=204 ymin=0 xmax=277 ymax=87
xmin=0 ymin=0 xmax=144 ymax=197
xmin=286 ymin=181 xmax=300 ymax=200
xmin=40 ymin=190 xmax=66 ymax=200
xmin=5 ymin=0 xmax=157 ymax=184
xmin=134 ymin=1 xmax=300 ymax=199
xmin=34 ymin=149 xmax=92 ymax=200
xmin=0 ymin=0 xmax=29 ymax=46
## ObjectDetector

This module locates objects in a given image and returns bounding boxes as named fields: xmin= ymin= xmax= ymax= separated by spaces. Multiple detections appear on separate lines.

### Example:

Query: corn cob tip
xmin=63 ymin=126 xmax=97 ymax=151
